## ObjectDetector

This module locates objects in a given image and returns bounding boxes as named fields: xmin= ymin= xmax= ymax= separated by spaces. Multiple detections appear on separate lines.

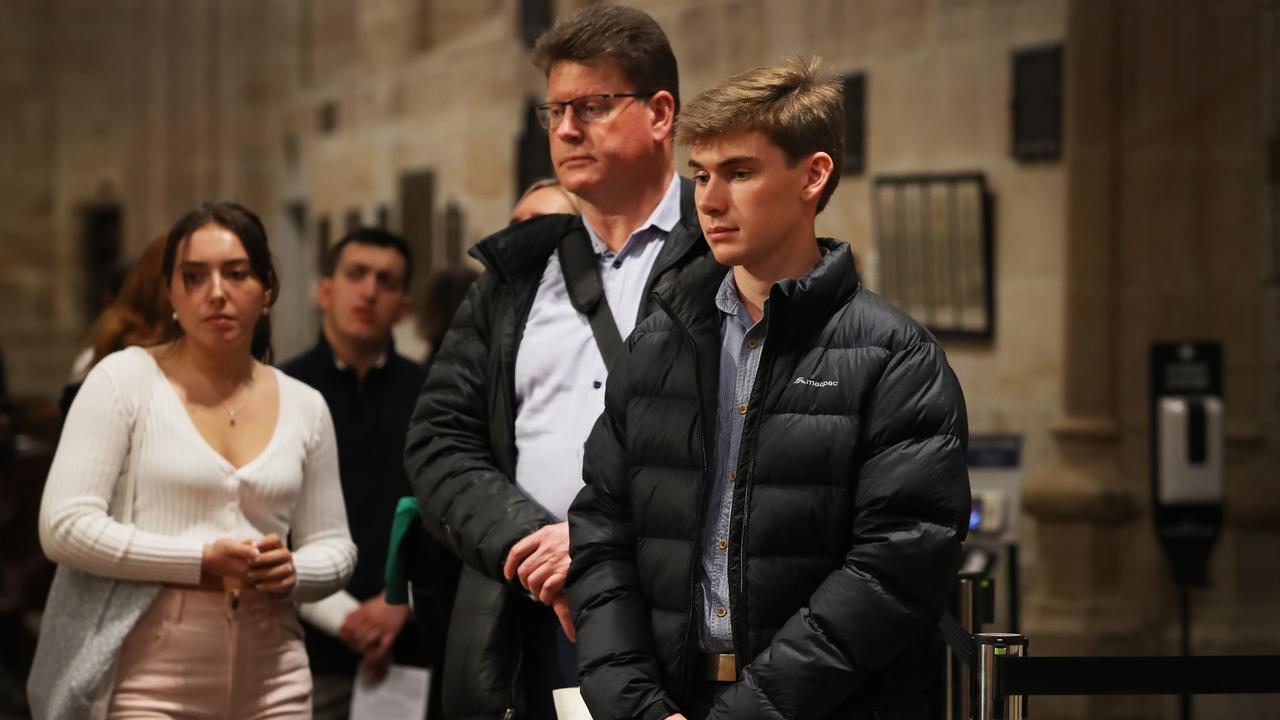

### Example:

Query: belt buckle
xmin=705 ymin=653 xmax=737 ymax=682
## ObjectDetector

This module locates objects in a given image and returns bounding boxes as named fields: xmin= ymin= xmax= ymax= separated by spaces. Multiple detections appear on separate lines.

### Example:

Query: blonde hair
xmin=677 ymin=57 xmax=845 ymax=212
xmin=517 ymin=178 xmax=581 ymax=214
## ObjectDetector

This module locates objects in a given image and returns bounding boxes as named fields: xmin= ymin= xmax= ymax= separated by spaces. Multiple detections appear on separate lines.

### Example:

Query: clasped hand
xmin=201 ymin=533 xmax=296 ymax=594
xmin=503 ymin=521 xmax=575 ymax=641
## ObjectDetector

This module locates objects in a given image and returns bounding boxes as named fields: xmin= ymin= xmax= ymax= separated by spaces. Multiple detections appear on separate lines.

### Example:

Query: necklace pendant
xmin=229 ymin=412 xmax=237 ymax=427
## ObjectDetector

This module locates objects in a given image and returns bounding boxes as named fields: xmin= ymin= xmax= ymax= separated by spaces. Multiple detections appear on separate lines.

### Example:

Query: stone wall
xmin=0 ymin=2 xmax=1276 ymax=716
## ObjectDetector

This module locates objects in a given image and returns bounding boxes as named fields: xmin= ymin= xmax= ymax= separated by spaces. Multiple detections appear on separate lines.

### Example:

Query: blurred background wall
xmin=0 ymin=1 xmax=1277 ymax=718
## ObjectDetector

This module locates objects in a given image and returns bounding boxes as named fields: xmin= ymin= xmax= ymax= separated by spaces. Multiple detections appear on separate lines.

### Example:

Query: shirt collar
xmin=715 ymin=270 xmax=757 ymax=332
xmin=318 ymin=332 xmax=391 ymax=373
xmin=333 ymin=353 xmax=388 ymax=373
xmin=714 ymin=248 xmax=831 ymax=326
xmin=583 ymin=171 xmax=683 ymax=256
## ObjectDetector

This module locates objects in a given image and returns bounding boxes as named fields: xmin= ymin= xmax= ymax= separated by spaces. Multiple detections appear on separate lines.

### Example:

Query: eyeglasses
xmin=534 ymin=92 xmax=654 ymax=130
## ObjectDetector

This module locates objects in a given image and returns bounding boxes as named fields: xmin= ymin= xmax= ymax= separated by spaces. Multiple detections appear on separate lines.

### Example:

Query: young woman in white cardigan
xmin=37 ymin=202 xmax=356 ymax=718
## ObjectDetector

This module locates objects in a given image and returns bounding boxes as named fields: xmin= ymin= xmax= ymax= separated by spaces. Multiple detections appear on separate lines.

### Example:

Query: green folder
xmin=384 ymin=496 xmax=419 ymax=605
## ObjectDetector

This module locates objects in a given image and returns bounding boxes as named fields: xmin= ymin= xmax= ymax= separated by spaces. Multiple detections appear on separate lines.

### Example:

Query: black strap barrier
xmin=997 ymin=655 xmax=1280 ymax=697
xmin=938 ymin=611 xmax=976 ymax=667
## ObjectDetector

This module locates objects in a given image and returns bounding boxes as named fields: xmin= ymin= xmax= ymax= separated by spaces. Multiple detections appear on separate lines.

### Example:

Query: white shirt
xmin=39 ymin=346 xmax=356 ymax=602
xmin=513 ymin=172 xmax=683 ymax=520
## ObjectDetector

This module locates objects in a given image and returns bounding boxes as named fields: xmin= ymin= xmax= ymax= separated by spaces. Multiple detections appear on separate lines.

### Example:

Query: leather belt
xmin=702 ymin=653 xmax=738 ymax=682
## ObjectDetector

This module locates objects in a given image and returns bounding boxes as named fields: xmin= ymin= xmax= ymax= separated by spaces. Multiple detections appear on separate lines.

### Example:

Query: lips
xmin=559 ymin=155 xmax=594 ymax=168
xmin=206 ymin=314 xmax=235 ymax=324
xmin=353 ymin=307 xmax=375 ymax=323
xmin=705 ymin=226 xmax=739 ymax=241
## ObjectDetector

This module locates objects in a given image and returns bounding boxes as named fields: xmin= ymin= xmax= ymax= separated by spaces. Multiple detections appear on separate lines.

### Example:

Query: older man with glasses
xmin=404 ymin=5 xmax=710 ymax=720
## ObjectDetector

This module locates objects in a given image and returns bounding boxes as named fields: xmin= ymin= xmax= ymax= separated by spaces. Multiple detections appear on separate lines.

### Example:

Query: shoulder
xmin=387 ymin=352 xmax=427 ymax=385
xmin=469 ymin=213 xmax=573 ymax=281
xmin=273 ymin=368 xmax=328 ymax=420
xmin=839 ymin=288 xmax=941 ymax=355
xmin=88 ymin=346 xmax=158 ymax=392
xmin=276 ymin=347 xmax=320 ymax=381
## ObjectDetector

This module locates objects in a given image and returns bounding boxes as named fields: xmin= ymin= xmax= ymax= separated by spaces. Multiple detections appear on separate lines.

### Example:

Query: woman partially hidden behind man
xmin=32 ymin=202 xmax=356 ymax=719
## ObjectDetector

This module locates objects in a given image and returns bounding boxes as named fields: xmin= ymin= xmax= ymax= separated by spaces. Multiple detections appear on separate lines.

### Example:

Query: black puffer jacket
xmin=404 ymin=179 xmax=708 ymax=720
xmin=566 ymin=240 xmax=971 ymax=720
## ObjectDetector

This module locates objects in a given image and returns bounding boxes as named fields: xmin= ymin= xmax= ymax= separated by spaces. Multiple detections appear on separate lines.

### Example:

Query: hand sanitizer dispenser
xmin=1150 ymin=342 xmax=1224 ymax=587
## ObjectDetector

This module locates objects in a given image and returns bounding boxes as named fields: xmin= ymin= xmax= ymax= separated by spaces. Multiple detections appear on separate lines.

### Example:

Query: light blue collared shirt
xmin=700 ymin=271 xmax=767 ymax=652
xmin=513 ymin=172 xmax=683 ymax=520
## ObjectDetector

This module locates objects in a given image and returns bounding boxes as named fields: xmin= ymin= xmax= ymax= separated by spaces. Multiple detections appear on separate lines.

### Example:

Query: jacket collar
xmin=657 ymin=238 xmax=862 ymax=344
xmin=468 ymin=177 xmax=704 ymax=288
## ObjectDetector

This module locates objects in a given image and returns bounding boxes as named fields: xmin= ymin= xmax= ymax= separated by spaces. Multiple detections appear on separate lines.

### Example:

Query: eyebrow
xmin=178 ymin=258 xmax=251 ymax=268
xmin=688 ymin=155 xmax=760 ymax=170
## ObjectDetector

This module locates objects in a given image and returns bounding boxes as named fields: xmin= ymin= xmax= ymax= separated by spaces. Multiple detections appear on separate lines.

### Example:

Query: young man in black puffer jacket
xmin=566 ymin=57 xmax=972 ymax=720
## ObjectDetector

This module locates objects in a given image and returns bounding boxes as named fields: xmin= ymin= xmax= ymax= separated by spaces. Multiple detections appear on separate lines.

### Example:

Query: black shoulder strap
xmin=558 ymin=226 xmax=624 ymax=368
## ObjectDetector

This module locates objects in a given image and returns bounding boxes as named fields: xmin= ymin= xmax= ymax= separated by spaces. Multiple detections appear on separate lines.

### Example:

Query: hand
xmin=361 ymin=644 xmax=393 ymax=684
xmin=552 ymin=594 xmax=576 ymax=642
xmin=200 ymin=538 xmax=259 ymax=587
xmin=339 ymin=593 xmax=412 ymax=656
xmin=248 ymin=534 xmax=296 ymax=595
xmin=503 ymin=522 xmax=570 ymax=604
xmin=666 ymin=715 xmax=688 ymax=720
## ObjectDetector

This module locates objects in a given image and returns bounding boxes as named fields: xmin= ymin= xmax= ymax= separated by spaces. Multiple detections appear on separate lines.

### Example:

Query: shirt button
xmin=729 ymin=470 xmax=737 ymax=482
xmin=612 ymin=260 xmax=622 ymax=269
xmin=738 ymin=404 xmax=747 ymax=415
xmin=718 ymin=539 xmax=727 ymax=551
xmin=746 ymin=339 xmax=759 ymax=349
xmin=716 ymin=607 xmax=728 ymax=618
xmin=592 ymin=380 xmax=602 ymax=389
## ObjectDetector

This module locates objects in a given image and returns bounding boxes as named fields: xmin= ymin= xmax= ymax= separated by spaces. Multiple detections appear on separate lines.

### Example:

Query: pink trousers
xmin=107 ymin=587 xmax=312 ymax=719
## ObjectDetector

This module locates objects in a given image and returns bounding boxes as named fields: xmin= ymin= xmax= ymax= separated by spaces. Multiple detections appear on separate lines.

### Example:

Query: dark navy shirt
xmin=279 ymin=334 xmax=428 ymax=674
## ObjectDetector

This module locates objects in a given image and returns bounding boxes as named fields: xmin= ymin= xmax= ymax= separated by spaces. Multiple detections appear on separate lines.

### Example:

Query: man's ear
xmin=800 ymin=151 xmax=835 ymax=206
xmin=316 ymin=277 xmax=333 ymax=311
xmin=649 ymin=90 xmax=676 ymax=143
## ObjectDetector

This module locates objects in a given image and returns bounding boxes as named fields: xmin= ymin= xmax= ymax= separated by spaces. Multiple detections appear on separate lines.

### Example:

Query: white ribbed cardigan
xmin=39 ymin=346 xmax=356 ymax=602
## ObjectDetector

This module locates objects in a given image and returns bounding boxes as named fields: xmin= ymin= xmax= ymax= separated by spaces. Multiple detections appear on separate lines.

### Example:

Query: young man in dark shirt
xmin=280 ymin=227 xmax=453 ymax=718
xmin=567 ymin=58 xmax=972 ymax=720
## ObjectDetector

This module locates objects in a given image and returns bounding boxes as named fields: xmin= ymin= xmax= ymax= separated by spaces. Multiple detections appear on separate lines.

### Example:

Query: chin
xmin=708 ymin=243 xmax=749 ymax=268
xmin=556 ymin=168 xmax=600 ymax=197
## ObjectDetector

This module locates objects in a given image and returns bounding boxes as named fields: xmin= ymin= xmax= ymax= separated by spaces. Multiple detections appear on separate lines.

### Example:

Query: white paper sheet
xmin=350 ymin=663 xmax=431 ymax=720
xmin=552 ymin=687 xmax=594 ymax=720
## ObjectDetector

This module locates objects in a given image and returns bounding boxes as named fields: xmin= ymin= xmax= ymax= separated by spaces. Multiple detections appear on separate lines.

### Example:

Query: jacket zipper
xmin=731 ymin=335 xmax=774 ymax=662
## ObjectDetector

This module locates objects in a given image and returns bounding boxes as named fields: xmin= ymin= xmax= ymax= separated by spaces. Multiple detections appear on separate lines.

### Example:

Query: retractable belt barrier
xmin=937 ymin=618 xmax=1280 ymax=719
xmin=998 ymin=654 xmax=1280 ymax=697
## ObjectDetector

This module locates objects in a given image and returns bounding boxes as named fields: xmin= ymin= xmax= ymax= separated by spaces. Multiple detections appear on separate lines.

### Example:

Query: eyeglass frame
xmin=534 ymin=92 xmax=655 ymax=130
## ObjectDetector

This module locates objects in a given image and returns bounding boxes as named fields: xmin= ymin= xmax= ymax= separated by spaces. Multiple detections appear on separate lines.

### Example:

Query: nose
xmin=209 ymin=271 xmax=226 ymax=301
xmin=359 ymin=273 xmax=379 ymax=298
xmin=553 ymin=106 xmax=584 ymax=143
xmin=696 ymin=176 xmax=726 ymax=218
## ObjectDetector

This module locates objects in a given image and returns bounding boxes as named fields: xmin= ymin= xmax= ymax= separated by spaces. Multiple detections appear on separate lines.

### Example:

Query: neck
xmin=579 ymin=156 xmax=674 ymax=253
xmin=323 ymin=322 xmax=389 ymax=379
xmin=733 ymin=228 xmax=822 ymax=323
xmin=171 ymin=338 xmax=255 ymax=391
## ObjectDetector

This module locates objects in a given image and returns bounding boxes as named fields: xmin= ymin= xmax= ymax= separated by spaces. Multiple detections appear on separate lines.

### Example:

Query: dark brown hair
xmin=677 ymin=57 xmax=845 ymax=212
xmin=323 ymin=226 xmax=415 ymax=289
xmin=88 ymin=235 xmax=171 ymax=367
xmin=160 ymin=202 xmax=279 ymax=362
xmin=532 ymin=4 xmax=680 ymax=113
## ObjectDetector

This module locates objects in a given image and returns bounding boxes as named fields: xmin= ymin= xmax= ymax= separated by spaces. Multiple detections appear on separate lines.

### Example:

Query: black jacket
xmin=566 ymin=240 xmax=971 ymax=720
xmin=404 ymin=178 xmax=709 ymax=720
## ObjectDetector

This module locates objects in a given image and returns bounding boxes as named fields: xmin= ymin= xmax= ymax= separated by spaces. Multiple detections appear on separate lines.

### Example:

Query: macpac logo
xmin=792 ymin=376 xmax=838 ymax=388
